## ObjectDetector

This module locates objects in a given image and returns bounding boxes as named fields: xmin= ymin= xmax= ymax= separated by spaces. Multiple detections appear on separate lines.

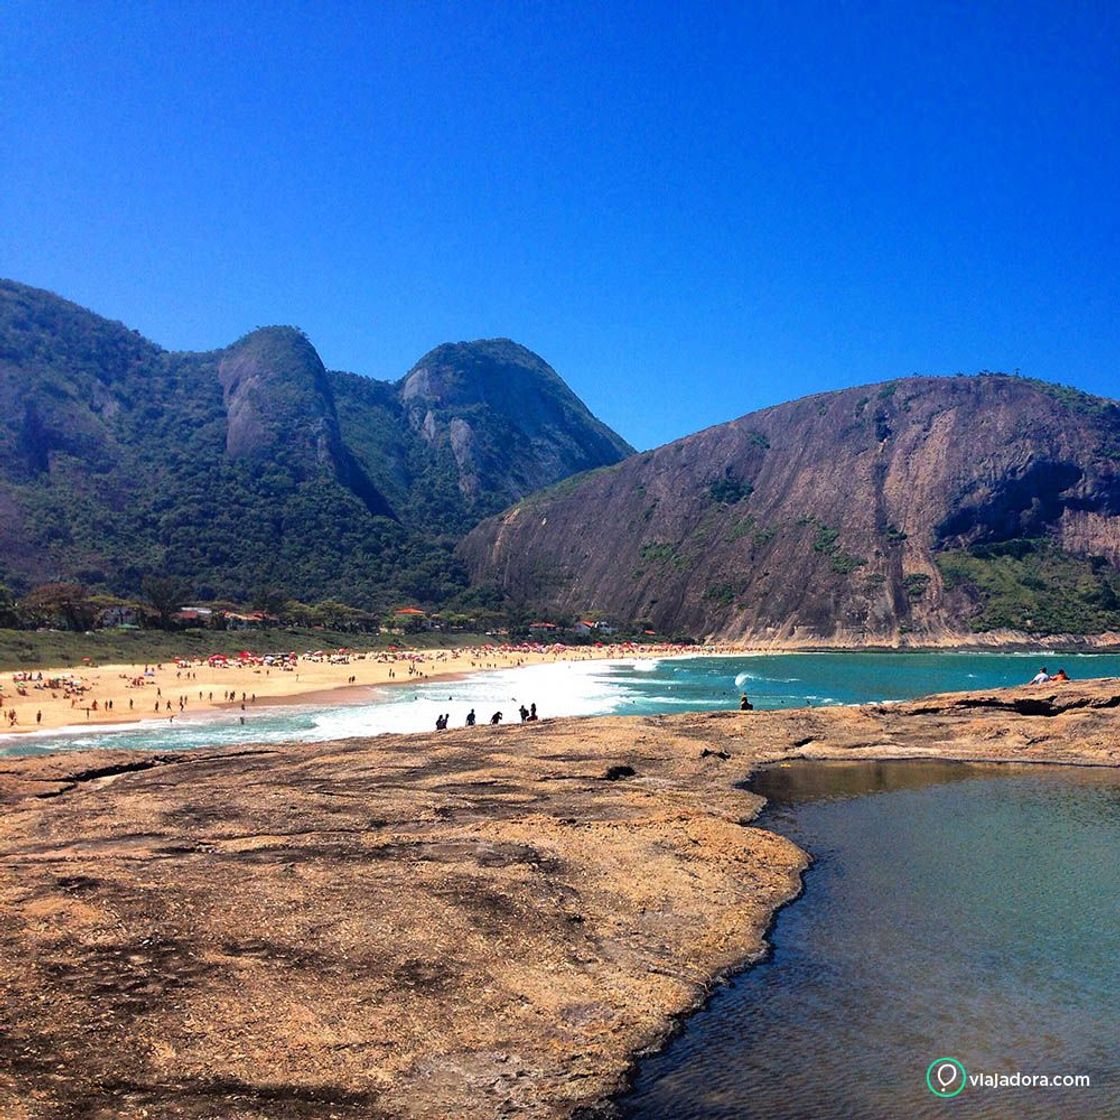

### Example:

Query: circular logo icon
xmin=926 ymin=1057 xmax=967 ymax=1098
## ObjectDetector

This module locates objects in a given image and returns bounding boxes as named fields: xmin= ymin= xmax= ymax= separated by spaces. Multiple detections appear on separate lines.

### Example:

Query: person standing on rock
xmin=465 ymin=709 xmax=476 ymax=727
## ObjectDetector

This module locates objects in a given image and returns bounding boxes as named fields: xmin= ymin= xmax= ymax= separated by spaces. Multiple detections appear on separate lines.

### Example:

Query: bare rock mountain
xmin=460 ymin=376 xmax=1120 ymax=641
xmin=399 ymin=339 xmax=634 ymax=507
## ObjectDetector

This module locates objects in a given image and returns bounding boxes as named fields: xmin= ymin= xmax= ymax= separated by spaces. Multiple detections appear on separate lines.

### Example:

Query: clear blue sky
xmin=2 ymin=1 xmax=1117 ymax=450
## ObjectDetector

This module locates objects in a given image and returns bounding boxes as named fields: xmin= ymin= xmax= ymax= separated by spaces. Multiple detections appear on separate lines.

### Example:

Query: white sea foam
xmin=0 ymin=718 xmax=145 ymax=743
xmin=0 ymin=659 xmax=639 ymax=757
xmin=329 ymin=658 xmax=634 ymax=736
xmin=639 ymin=696 xmax=717 ymax=706
xmin=733 ymin=670 xmax=801 ymax=687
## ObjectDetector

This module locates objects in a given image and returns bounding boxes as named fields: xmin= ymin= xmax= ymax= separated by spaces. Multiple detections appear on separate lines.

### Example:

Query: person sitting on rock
xmin=739 ymin=692 xmax=754 ymax=711
xmin=1029 ymin=667 xmax=1051 ymax=685
xmin=1052 ymin=668 xmax=1070 ymax=682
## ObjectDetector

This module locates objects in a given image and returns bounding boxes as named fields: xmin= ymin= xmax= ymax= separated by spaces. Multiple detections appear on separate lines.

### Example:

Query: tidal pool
xmin=620 ymin=760 xmax=1120 ymax=1119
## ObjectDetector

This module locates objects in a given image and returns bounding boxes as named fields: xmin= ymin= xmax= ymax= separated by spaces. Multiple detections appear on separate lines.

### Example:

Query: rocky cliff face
xmin=219 ymin=327 xmax=341 ymax=468
xmin=218 ymin=327 xmax=393 ymax=518
xmin=398 ymin=339 xmax=634 ymax=507
xmin=460 ymin=376 xmax=1120 ymax=640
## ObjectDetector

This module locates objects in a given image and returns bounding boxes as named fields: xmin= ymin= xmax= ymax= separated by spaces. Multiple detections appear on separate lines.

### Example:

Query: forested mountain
xmin=0 ymin=280 xmax=633 ymax=609
xmin=333 ymin=338 xmax=632 ymax=536
xmin=460 ymin=376 xmax=1120 ymax=641
xmin=8 ymin=278 xmax=1119 ymax=642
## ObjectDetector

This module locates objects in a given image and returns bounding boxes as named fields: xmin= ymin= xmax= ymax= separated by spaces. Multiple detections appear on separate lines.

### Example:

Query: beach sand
xmin=0 ymin=641 xmax=708 ymax=734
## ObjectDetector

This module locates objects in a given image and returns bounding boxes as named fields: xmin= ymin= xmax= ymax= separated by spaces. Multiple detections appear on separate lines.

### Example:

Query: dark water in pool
xmin=619 ymin=761 xmax=1120 ymax=1119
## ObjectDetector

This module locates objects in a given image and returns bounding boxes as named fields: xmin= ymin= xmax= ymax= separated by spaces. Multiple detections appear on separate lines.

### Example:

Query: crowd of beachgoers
xmin=0 ymin=641 xmax=701 ymax=734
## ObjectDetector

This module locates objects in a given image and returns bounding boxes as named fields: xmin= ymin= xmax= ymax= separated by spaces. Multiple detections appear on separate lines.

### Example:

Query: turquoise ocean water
xmin=3 ymin=650 xmax=1119 ymax=758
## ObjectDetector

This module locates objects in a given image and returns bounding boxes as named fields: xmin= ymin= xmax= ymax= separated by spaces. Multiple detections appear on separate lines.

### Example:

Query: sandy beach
xmin=0 ymin=641 xmax=714 ymax=735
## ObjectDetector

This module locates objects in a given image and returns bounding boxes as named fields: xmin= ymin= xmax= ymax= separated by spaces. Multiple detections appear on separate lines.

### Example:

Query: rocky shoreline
xmin=1 ymin=680 xmax=1118 ymax=1119
xmin=711 ymin=629 xmax=1120 ymax=651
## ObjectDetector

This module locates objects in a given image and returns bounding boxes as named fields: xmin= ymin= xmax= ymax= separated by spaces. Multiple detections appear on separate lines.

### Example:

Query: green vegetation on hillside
xmin=518 ymin=463 xmax=620 ymax=509
xmin=798 ymin=518 xmax=867 ymax=575
xmin=0 ymin=280 xmax=633 ymax=615
xmin=702 ymin=581 xmax=739 ymax=607
xmin=902 ymin=572 xmax=930 ymax=600
xmin=1018 ymin=379 xmax=1120 ymax=461
xmin=727 ymin=515 xmax=777 ymax=548
xmin=637 ymin=541 xmax=687 ymax=570
xmin=937 ymin=540 xmax=1120 ymax=633
xmin=1023 ymin=378 xmax=1120 ymax=419
xmin=707 ymin=476 xmax=752 ymax=504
